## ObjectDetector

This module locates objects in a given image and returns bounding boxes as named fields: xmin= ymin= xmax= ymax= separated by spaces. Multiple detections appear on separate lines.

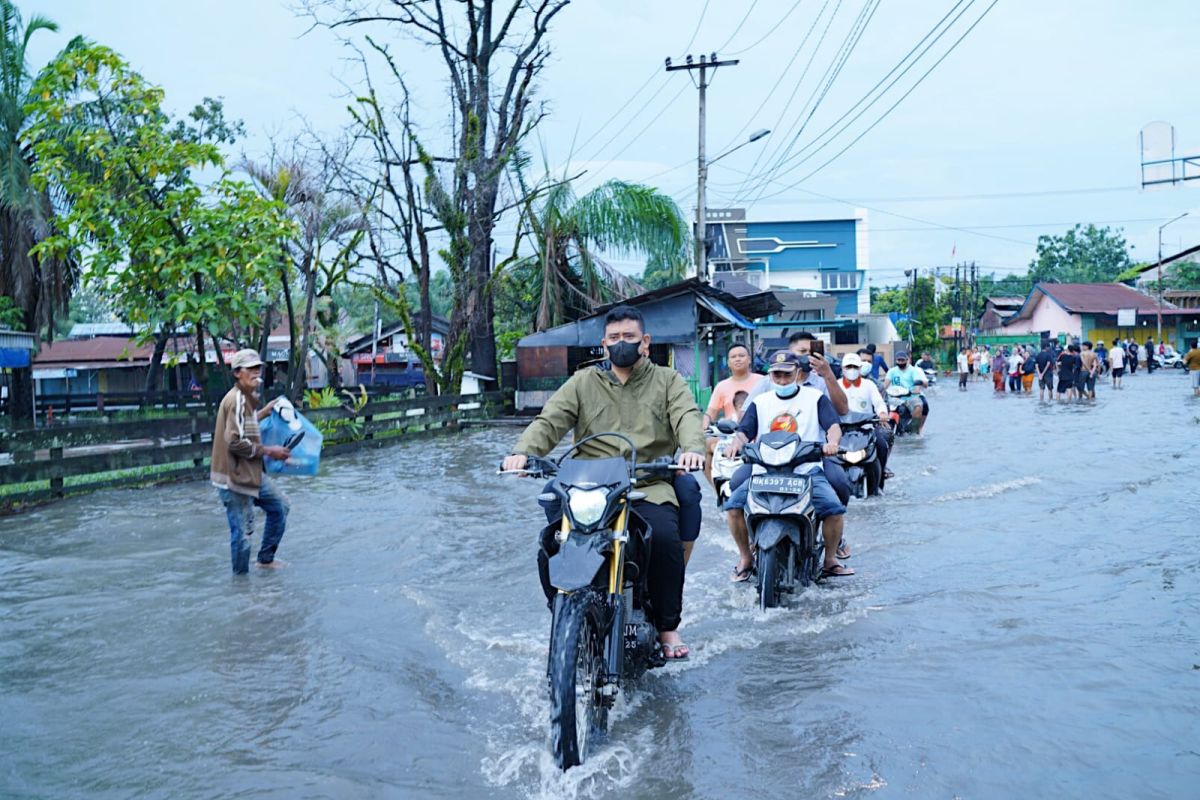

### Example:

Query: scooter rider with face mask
xmin=839 ymin=352 xmax=892 ymax=485
xmin=722 ymin=351 xmax=853 ymax=581
xmin=502 ymin=306 xmax=706 ymax=661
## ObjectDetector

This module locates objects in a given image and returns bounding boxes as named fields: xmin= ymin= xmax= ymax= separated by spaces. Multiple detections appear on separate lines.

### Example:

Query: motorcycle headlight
xmin=567 ymin=487 xmax=608 ymax=527
xmin=760 ymin=440 xmax=798 ymax=467
xmin=842 ymin=449 xmax=867 ymax=464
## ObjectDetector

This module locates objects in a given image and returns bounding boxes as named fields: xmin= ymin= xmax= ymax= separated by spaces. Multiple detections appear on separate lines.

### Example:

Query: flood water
xmin=2 ymin=370 xmax=1198 ymax=799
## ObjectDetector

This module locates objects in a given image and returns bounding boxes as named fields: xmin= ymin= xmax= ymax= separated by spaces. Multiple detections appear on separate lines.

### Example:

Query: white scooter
xmin=708 ymin=419 xmax=742 ymax=508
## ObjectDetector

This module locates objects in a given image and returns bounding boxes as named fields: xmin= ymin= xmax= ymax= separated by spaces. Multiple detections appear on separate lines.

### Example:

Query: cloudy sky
xmin=29 ymin=0 xmax=1200 ymax=286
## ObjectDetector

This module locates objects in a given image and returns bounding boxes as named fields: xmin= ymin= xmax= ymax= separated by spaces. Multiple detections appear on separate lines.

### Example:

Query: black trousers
xmin=537 ymin=500 xmax=684 ymax=633
xmin=874 ymin=425 xmax=891 ymax=482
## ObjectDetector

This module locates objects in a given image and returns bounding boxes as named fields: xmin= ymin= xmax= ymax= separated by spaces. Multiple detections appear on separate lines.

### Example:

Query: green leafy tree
xmin=1165 ymin=259 xmax=1200 ymax=290
xmin=0 ymin=1 xmax=82 ymax=418
xmin=1028 ymin=224 xmax=1132 ymax=284
xmin=871 ymin=275 xmax=949 ymax=354
xmin=27 ymin=44 xmax=295 ymax=393
xmin=0 ymin=294 xmax=24 ymax=328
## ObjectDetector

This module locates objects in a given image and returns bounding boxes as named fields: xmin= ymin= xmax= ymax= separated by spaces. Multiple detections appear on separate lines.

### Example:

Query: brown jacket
xmin=210 ymin=387 xmax=264 ymax=497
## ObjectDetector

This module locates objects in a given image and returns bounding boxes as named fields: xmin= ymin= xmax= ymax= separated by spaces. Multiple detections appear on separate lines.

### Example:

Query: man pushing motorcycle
xmin=723 ymin=351 xmax=853 ymax=580
xmin=502 ymin=305 xmax=706 ymax=661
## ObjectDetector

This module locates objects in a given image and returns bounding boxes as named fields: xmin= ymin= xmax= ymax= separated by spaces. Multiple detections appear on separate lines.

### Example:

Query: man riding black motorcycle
xmin=722 ymin=351 xmax=853 ymax=581
xmin=502 ymin=305 xmax=706 ymax=661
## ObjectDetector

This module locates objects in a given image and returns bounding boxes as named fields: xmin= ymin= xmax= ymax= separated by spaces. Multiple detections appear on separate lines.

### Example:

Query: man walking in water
xmin=211 ymin=349 xmax=291 ymax=574
xmin=1035 ymin=341 xmax=1055 ymax=401
xmin=1185 ymin=339 xmax=1200 ymax=397
xmin=1078 ymin=341 xmax=1099 ymax=400
xmin=1109 ymin=339 xmax=1126 ymax=388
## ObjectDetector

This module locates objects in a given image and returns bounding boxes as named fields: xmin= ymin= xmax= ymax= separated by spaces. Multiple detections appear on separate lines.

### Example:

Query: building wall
xmin=735 ymin=216 xmax=868 ymax=316
xmin=1002 ymin=293 xmax=1082 ymax=337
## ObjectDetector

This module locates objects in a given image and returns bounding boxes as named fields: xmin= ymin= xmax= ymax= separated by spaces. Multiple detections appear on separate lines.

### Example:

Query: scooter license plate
xmin=750 ymin=475 xmax=809 ymax=494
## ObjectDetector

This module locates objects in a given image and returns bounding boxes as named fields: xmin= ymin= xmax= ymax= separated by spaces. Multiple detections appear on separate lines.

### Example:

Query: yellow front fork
xmin=607 ymin=505 xmax=628 ymax=596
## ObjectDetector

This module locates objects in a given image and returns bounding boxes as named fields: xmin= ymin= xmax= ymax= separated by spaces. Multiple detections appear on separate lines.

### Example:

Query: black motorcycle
xmin=833 ymin=412 xmax=882 ymax=498
xmin=740 ymin=431 xmax=828 ymax=610
xmin=502 ymin=433 xmax=687 ymax=770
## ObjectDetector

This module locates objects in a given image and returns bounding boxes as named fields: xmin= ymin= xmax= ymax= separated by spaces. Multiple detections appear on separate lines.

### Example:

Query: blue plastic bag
xmin=259 ymin=401 xmax=323 ymax=476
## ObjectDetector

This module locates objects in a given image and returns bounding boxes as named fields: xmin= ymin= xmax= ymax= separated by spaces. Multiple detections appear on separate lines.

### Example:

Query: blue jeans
xmin=218 ymin=478 xmax=290 ymax=574
xmin=723 ymin=463 xmax=846 ymax=519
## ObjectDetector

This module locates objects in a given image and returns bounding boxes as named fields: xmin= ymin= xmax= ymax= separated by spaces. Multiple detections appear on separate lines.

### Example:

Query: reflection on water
xmin=2 ymin=375 xmax=1199 ymax=799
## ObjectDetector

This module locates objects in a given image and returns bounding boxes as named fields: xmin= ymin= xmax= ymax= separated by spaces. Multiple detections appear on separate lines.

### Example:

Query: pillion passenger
xmin=722 ymin=351 xmax=852 ymax=581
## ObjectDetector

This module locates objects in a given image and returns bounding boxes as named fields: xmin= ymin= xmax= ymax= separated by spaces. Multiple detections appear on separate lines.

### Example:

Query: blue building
xmin=706 ymin=207 xmax=870 ymax=316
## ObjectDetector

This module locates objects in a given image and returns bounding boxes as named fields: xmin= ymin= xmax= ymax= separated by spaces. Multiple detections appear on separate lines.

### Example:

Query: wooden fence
xmin=0 ymin=391 xmax=503 ymax=511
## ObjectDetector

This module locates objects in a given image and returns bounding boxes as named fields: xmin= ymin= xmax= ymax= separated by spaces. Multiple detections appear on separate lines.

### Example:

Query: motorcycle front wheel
xmin=547 ymin=591 xmax=608 ymax=770
xmin=758 ymin=545 xmax=785 ymax=610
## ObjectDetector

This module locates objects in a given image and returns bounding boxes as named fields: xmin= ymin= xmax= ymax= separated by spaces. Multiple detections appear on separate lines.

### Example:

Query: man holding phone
xmin=211 ymin=349 xmax=292 ymax=574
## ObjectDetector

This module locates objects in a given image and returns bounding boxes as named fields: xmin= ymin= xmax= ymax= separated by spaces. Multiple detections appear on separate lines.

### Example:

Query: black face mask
xmin=607 ymin=340 xmax=642 ymax=368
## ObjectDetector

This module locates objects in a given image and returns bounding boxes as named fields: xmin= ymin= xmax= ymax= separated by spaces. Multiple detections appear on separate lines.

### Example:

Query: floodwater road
xmin=1 ymin=371 xmax=1198 ymax=799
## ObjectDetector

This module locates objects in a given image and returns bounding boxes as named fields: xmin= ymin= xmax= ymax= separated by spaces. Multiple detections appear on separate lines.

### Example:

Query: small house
xmin=515 ymin=278 xmax=780 ymax=411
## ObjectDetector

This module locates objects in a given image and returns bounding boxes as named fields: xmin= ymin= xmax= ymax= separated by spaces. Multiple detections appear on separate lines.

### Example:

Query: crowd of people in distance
xmin=952 ymin=336 xmax=1200 ymax=401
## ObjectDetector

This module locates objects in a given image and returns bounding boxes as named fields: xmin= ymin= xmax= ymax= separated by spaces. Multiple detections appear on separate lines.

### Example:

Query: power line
xmin=731 ymin=0 xmax=975 ymax=199
xmin=730 ymin=0 xmax=843 ymax=201
xmin=710 ymin=0 xmax=834 ymax=156
xmin=571 ymin=0 xmax=712 ymax=157
xmin=725 ymin=0 xmax=806 ymax=55
xmin=584 ymin=82 xmax=691 ymax=177
xmin=753 ymin=0 xmax=1002 ymax=199
xmin=703 ymin=179 xmax=1136 ymax=202
xmin=742 ymin=0 xmax=882 ymax=206
xmin=871 ymin=217 xmax=1169 ymax=232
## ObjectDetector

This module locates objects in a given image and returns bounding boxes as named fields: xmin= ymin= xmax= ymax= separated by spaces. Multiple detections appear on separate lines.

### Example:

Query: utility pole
xmin=1157 ymin=211 xmax=1189 ymax=344
xmin=666 ymin=53 xmax=739 ymax=281
xmin=954 ymin=264 xmax=961 ymax=355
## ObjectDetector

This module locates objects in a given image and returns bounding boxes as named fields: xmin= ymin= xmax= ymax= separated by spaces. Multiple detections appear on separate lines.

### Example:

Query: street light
xmin=1157 ymin=211 xmax=1189 ymax=343
xmin=696 ymin=129 xmax=770 ymax=280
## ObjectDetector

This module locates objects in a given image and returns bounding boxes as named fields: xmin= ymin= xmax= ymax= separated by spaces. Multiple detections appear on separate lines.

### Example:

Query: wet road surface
xmin=2 ymin=369 xmax=1198 ymax=799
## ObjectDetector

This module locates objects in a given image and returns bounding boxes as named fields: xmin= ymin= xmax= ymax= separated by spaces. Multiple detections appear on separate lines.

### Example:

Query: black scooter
xmin=833 ymin=412 xmax=882 ymax=498
xmin=740 ymin=431 xmax=828 ymax=610
xmin=501 ymin=433 xmax=687 ymax=771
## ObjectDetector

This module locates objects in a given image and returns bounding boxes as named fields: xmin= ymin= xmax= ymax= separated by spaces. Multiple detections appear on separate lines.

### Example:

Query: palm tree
xmin=522 ymin=179 xmax=690 ymax=331
xmin=0 ymin=1 xmax=81 ymax=419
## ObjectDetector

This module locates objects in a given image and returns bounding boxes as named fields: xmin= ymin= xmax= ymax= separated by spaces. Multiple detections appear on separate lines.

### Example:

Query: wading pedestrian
xmin=1109 ymin=339 xmax=1126 ymax=388
xmin=1185 ymin=339 xmax=1200 ymax=397
xmin=1078 ymin=341 xmax=1099 ymax=400
xmin=957 ymin=348 xmax=969 ymax=390
xmin=1035 ymin=341 xmax=1055 ymax=401
xmin=992 ymin=349 xmax=1006 ymax=392
xmin=211 ymin=349 xmax=292 ymax=574
xmin=1021 ymin=347 xmax=1036 ymax=394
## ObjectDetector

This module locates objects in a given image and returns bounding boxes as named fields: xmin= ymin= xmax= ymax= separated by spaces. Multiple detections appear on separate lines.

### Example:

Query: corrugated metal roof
xmin=35 ymin=337 xmax=155 ymax=366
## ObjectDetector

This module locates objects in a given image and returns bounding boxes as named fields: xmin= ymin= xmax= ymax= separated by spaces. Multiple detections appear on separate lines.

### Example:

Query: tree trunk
xmin=292 ymin=255 xmax=317 ymax=403
xmin=142 ymin=328 xmax=171 ymax=394
xmin=9 ymin=368 xmax=33 ymax=423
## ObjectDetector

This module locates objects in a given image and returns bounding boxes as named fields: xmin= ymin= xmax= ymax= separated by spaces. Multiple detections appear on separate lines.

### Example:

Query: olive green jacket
xmin=513 ymin=358 xmax=706 ymax=507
